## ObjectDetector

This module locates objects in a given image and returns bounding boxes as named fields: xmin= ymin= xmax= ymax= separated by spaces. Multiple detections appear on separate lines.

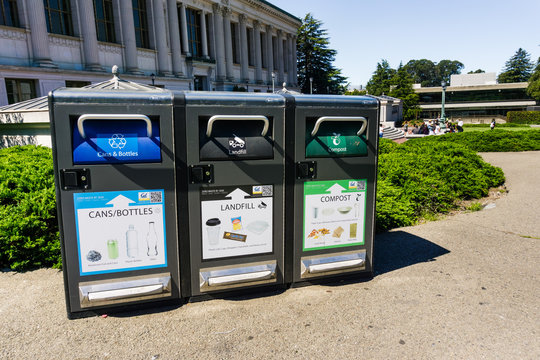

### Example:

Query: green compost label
xmin=303 ymin=179 xmax=367 ymax=251
xmin=305 ymin=134 xmax=367 ymax=157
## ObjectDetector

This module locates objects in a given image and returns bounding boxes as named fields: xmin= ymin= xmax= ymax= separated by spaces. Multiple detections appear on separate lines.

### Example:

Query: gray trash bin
xmin=283 ymin=94 xmax=379 ymax=284
xmin=50 ymin=87 xmax=181 ymax=318
xmin=176 ymin=92 xmax=286 ymax=297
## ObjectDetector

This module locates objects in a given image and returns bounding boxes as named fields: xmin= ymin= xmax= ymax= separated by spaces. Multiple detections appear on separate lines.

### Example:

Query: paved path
xmin=1 ymin=152 xmax=539 ymax=359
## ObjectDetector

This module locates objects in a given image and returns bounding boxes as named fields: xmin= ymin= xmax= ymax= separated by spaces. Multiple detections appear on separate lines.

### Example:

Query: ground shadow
xmin=374 ymin=230 xmax=450 ymax=275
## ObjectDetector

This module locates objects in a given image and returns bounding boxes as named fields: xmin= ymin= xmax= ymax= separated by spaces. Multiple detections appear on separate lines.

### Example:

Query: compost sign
xmin=303 ymin=179 xmax=366 ymax=251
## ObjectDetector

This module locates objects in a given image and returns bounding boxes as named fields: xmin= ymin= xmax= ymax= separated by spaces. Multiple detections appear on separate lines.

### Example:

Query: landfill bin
xmin=175 ymin=92 xmax=286 ymax=297
xmin=49 ymin=87 xmax=181 ymax=317
xmin=283 ymin=94 xmax=379 ymax=284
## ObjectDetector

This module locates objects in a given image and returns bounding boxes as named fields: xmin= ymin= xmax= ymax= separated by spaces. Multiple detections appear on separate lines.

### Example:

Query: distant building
xmin=414 ymin=73 xmax=536 ymax=123
xmin=0 ymin=0 xmax=301 ymax=106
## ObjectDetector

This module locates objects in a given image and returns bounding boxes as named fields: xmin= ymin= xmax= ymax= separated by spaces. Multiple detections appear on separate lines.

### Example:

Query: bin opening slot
xmin=305 ymin=116 xmax=368 ymax=158
xmin=71 ymin=114 xmax=162 ymax=164
xmin=199 ymin=115 xmax=274 ymax=161
xmin=199 ymin=262 xmax=277 ymax=291
xmin=87 ymin=284 xmax=164 ymax=301
xmin=301 ymin=252 xmax=366 ymax=278
xmin=207 ymin=270 xmax=273 ymax=286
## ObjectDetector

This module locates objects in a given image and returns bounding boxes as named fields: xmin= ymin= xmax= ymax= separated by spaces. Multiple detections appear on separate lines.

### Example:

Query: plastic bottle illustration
xmin=126 ymin=225 xmax=138 ymax=258
xmin=146 ymin=221 xmax=158 ymax=256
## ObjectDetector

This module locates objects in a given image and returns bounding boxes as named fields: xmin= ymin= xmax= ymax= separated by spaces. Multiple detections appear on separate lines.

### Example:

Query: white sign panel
xmin=201 ymin=185 xmax=273 ymax=259
xmin=74 ymin=189 xmax=167 ymax=275
xmin=303 ymin=180 xmax=367 ymax=251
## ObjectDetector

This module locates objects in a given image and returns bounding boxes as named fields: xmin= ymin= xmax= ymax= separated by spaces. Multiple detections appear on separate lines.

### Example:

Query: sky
xmin=268 ymin=0 xmax=540 ymax=88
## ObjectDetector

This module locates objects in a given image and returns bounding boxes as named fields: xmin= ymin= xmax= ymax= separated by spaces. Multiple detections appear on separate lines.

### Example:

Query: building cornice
xmin=242 ymin=0 xmax=302 ymax=27
xmin=415 ymin=82 xmax=529 ymax=93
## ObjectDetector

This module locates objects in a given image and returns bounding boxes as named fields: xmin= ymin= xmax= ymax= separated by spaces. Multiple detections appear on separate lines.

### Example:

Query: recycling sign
xmin=303 ymin=179 xmax=366 ymax=251
xmin=73 ymin=189 xmax=167 ymax=275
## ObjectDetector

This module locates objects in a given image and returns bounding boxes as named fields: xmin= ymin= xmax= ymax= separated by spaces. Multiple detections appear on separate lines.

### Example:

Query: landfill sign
xmin=201 ymin=185 xmax=273 ymax=259
xmin=303 ymin=179 xmax=366 ymax=251
xmin=73 ymin=189 xmax=167 ymax=275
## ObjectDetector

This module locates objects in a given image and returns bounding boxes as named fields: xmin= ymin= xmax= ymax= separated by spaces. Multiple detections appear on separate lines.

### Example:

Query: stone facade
xmin=0 ymin=0 xmax=301 ymax=105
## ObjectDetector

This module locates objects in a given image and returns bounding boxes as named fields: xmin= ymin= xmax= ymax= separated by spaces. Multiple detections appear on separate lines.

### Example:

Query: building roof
xmin=0 ymin=73 xmax=164 ymax=114
xmin=256 ymin=0 xmax=302 ymax=22
xmin=414 ymin=82 xmax=528 ymax=94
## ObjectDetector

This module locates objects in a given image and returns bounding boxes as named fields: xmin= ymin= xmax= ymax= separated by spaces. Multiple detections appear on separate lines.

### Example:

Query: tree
xmin=389 ymin=63 xmax=420 ymax=120
xmin=526 ymin=57 xmax=540 ymax=102
xmin=366 ymin=59 xmax=396 ymax=96
xmin=403 ymin=59 xmax=437 ymax=87
xmin=497 ymin=48 xmax=534 ymax=83
xmin=436 ymin=60 xmax=464 ymax=84
xmin=296 ymin=14 xmax=347 ymax=94
xmin=468 ymin=69 xmax=485 ymax=74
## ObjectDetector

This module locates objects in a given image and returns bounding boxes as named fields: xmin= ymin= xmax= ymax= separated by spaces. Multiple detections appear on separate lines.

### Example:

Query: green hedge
xmin=0 ymin=146 xmax=60 ymax=271
xmin=507 ymin=111 xmax=540 ymax=124
xmin=376 ymin=139 xmax=505 ymax=231
xmin=410 ymin=130 xmax=540 ymax=152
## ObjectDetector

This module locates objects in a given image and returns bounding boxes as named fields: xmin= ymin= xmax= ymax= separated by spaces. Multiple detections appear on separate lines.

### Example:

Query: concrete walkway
xmin=1 ymin=152 xmax=539 ymax=359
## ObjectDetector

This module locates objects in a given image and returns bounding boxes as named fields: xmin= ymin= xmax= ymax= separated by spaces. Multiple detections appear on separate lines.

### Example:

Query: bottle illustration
xmin=107 ymin=239 xmax=119 ymax=259
xmin=126 ymin=225 xmax=138 ymax=258
xmin=146 ymin=221 xmax=158 ymax=256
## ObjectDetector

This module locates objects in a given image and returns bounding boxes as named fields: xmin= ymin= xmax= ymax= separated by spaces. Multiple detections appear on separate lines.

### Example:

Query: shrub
xmin=507 ymin=111 xmax=540 ymax=124
xmin=0 ymin=146 xmax=60 ymax=271
xmin=463 ymin=123 xmax=527 ymax=128
xmin=376 ymin=141 xmax=505 ymax=231
xmin=411 ymin=130 xmax=540 ymax=152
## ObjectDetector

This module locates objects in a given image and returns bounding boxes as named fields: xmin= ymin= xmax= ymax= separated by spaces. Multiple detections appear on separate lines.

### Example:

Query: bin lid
xmin=284 ymin=94 xmax=379 ymax=109
xmin=182 ymin=91 xmax=285 ymax=107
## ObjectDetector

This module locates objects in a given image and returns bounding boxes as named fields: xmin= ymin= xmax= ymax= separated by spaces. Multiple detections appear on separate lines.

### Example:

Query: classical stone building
xmin=0 ymin=0 xmax=301 ymax=106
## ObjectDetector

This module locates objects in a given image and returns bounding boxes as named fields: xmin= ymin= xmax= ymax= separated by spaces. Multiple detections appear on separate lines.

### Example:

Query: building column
xmin=180 ymin=2 xmax=190 ymax=56
xmin=266 ymin=25 xmax=274 ymax=84
xmin=287 ymin=34 xmax=294 ymax=86
xmin=78 ymin=0 xmax=103 ymax=71
xmin=200 ymin=11 xmax=209 ymax=59
xmin=253 ymin=20 xmax=263 ymax=84
xmin=167 ymin=0 xmax=184 ymax=76
xmin=239 ymin=14 xmax=249 ymax=83
xmin=25 ymin=0 xmax=56 ymax=68
xmin=222 ymin=7 xmax=234 ymax=81
xmin=292 ymin=35 xmax=298 ymax=86
xmin=212 ymin=3 xmax=225 ymax=81
xmin=207 ymin=12 xmax=216 ymax=60
xmin=277 ymin=29 xmax=284 ymax=84
xmin=153 ymin=0 xmax=172 ymax=76
xmin=119 ymin=0 xmax=141 ymax=74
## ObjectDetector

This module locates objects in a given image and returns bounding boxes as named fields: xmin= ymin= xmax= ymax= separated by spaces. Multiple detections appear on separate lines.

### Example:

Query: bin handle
xmin=206 ymin=115 xmax=270 ymax=137
xmin=77 ymin=114 xmax=153 ymax=139
xmin=310 ymin=116 xmax=368 ymax=140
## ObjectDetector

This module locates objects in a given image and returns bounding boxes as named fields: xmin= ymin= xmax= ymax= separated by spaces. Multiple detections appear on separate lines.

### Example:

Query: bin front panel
xmin=50 ymin=90 xmax=180 ymax=316
xmin=181 ymin=92 xmax=286 ymax=296
xmin=286 ymin=95 xmax=379 ymax=283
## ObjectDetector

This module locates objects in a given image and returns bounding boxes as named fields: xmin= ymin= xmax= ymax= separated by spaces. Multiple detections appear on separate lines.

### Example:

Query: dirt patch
xmin=448 ymin=185 xmax=508 ymax=216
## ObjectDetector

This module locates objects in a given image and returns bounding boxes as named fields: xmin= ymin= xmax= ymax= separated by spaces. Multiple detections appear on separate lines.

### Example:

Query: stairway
xmin=382 ymin=126 xmax=405 ymax=140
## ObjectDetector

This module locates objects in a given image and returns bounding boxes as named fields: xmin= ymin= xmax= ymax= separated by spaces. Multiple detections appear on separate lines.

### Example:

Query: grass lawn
xmin=464 ymin=126 xmax=540 ymax=132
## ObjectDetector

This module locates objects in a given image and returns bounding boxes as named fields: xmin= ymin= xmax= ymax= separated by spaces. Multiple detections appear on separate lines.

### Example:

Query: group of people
xmin=403 ymin=118 xmax=496 ymax=136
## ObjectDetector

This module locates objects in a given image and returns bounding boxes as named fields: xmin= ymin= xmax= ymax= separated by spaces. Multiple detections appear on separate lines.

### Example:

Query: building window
xmin=185 ymin=8 xmax=201 ymax=57
xmin=94 ymin=0 xmax=115 ymax=43
xmin=0 ymin=0 xmax=19 ymax=27
xmin=43 ymin=0 xmax=73 ymax=36
xmin=247 ymin=28 xmax=254 ymax=66
xmin=261 ymin=33 xmax=266 ymax=68
xmin=5 ymin=79 xmax=36 ymax=104
xmin=231 ymin=23 xmax=239 ymax=64
xmin=194 ymin=76 xmax=206 ymax=90
xmin=132 ymin=0 xmax=149 ymax=48
xmin=65 ymin=80 xmax=91 ymax=88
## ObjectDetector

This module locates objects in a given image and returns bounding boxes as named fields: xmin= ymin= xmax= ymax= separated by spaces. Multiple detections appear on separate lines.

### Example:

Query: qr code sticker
xmin=150 ymin=191 xmax=162 ymax=203
xmin=357 ymin=181 xmax=366 ymax=190
xmin=262 ymin=185 xmax=273 ymax=196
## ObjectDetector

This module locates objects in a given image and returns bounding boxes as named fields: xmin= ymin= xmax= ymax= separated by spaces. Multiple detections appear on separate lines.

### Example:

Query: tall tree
xmin=526 ymin=57 xmax=540 ymax=101
xmin=296 ymin=14 xmax=347 ymax=94
xmin=389 ymin=63 xmax=420 ymax=120
xmin=436 ymin=60 xmax=464 ymax=84
xmin=403 ymin=59 xmax=436 ymax=87
xmin=497 ymin=48 xmax=534 ymax=83
xmin=366 ymin=59 xmax=396 ymax=96
xmin=468 ymin=69 xmax=485 ymax=74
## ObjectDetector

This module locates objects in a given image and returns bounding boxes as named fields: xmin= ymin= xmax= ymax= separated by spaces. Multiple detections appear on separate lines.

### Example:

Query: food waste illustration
xmin=74 ymin=189 xmax=167 ymax=275
xmin=201 ymin=185 xmax=273 ymax=259
xmin=303 ymin=180 xmax=367 ymax=250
